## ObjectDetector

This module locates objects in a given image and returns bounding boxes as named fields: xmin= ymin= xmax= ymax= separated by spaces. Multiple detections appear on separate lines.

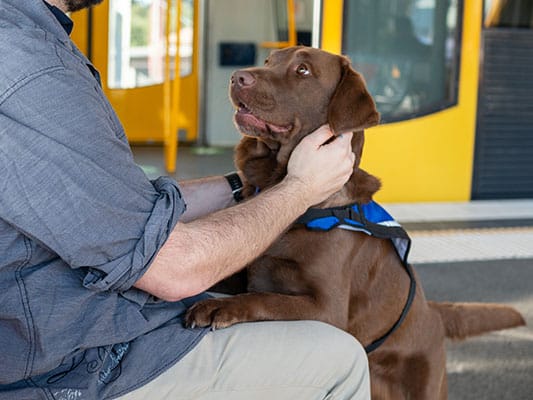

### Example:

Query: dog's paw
xmin=185 ymin=298 xmax=244 ymax=330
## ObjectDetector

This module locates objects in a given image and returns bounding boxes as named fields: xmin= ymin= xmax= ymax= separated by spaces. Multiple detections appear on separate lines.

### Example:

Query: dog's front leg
xmin=185 ymin=292 xmax=332 ymax=330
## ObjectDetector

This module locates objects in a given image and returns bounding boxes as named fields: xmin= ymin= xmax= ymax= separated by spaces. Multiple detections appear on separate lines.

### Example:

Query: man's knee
xmin=305 ymin=320 xmax=365 ymax=350
xmin=306 ymin=321 xmax=368 ymax=368
xmin=297 ymin=321 xmax=370 ymax=399
xmin=220 ymin=320 xmax=369 ymax=384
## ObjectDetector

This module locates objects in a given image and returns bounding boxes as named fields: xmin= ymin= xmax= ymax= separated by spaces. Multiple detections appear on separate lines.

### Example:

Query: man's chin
xmin=65 ymin=0 xmax=104 ymax=12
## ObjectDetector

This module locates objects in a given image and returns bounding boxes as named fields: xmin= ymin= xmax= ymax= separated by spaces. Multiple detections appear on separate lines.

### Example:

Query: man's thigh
xmin=117 ymin=320 xmax=369 ymax=400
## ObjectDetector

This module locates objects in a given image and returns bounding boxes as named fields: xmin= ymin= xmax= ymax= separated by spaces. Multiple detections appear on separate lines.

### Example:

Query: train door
xmin=472 ymin=0 xmax=533 ymax=199
xmin=201 ymin=0 xmax=317 ymax=146
xmin=71 ymin=0 xmax=199 ymax=172
xmin=322 ymin=0 xmax=481 ymax=202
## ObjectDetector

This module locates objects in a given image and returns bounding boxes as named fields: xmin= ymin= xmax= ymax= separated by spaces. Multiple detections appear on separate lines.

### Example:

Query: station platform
xmin=387 ymin=200 xmax=533 ymax=264
xmin=132 ymin=144 xmax=533 ymax=400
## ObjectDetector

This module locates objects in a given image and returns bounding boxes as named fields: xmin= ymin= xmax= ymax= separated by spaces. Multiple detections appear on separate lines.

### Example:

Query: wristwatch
xmin=224 ymin=172 xmax=244 ymax=202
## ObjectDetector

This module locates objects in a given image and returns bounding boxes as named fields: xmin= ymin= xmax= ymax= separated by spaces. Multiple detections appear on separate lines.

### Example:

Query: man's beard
xmin=65 ymin=0 xmax=104 ymax=12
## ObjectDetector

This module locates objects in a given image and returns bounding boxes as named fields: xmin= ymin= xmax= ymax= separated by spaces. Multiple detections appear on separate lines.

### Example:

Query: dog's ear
xmin=327 ymin=57 xmax=380 ymax=134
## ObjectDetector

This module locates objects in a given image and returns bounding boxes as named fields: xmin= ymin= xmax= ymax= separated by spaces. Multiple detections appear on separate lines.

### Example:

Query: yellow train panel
xmin=322 ymin=0 xmax=482 ymax=202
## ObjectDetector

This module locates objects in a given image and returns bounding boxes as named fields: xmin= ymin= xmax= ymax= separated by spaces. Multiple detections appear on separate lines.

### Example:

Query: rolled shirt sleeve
xmin=82 ymin=177 xmax=185 ymax=292
xmin=0 ymin=62 xmax=185 ymax=293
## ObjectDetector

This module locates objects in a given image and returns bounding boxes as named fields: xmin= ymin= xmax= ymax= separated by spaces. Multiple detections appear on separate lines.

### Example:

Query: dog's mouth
xmin=235 ymin=102 xmax=292 ymax=137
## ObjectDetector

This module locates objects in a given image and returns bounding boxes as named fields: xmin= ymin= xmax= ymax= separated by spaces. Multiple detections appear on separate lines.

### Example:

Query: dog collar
xmin=296 ymin=201 xmax=416 ymax=353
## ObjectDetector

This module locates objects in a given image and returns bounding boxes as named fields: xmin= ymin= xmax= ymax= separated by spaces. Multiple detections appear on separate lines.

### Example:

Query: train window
xmin=108 ymin=0 xmax=194 ymax=89
xmin=342 ymin=0 xmax=462 ymax=122
xmin=485 ymin=0 xmax=533 ymax=28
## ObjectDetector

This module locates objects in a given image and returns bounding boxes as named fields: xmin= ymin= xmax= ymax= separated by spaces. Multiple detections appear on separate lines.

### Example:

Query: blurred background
xmin=70 ymin=0 xmax=533 ymax=203
xmin=68 ymin=1 xmax=533 ymax=398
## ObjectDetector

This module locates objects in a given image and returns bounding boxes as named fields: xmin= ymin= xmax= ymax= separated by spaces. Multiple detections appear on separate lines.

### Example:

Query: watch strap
xmin=224 ymin=172 xmax=244 ymax=202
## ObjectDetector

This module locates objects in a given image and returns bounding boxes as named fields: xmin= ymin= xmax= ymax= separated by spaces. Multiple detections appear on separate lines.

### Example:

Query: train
xmin=69 ymin=0 xmax=533 ymax=202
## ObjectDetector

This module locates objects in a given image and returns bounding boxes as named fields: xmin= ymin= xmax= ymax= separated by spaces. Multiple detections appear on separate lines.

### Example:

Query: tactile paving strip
xmin=408 ymin=227 xmax=533 ymax=264
xmin=384 ymin=200 xmax=533 ymax=222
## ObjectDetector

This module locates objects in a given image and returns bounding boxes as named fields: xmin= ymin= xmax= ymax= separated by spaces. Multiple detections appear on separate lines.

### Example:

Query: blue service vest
xmin=297 ymin=200 xmax=411 ymax=265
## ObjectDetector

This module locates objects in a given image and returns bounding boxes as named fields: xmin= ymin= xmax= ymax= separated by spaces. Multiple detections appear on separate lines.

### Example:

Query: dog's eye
xmin=264 ymin=58 xmax=269 ymax=65
xmin=296 ymin=64 xmax=310 ymax=76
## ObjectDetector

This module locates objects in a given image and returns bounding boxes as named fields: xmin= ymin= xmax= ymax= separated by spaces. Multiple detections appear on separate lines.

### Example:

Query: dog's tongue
xmin=267 ymin=122 xmax=290 ymax=133
xmin=236 ymin=108 xmax=290 ymax=134
xmin=237 ymin=110 xmax=268 ymax=131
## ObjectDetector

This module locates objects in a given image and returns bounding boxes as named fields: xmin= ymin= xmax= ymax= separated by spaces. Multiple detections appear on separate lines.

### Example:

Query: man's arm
xmin=134 ymin=128 xmax=355 ymax=301
xmin=178 ymin=173 xmax=244 ymax=223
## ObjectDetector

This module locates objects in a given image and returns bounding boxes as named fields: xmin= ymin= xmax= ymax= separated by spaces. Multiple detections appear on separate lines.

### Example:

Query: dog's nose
xmin=232 ymin=71 xmax=256 ymax=87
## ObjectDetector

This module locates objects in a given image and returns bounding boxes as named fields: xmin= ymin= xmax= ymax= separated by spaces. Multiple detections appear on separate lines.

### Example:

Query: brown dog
xmin=186 ymin=46 xmax=525 ymax=399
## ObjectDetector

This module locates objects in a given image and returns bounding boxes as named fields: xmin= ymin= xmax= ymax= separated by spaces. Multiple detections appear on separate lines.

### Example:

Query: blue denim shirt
xmin=0 ymin=1 xmax=208 ymax=399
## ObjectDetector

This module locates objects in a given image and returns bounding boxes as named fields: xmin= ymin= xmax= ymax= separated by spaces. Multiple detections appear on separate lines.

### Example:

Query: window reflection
xmin=108 ymin=0 xmax=194 ymax=89
xmin=485 ymin=0 xmax=533 ymax=28
xmin=343 ymin=0 xmax=461 ymax=122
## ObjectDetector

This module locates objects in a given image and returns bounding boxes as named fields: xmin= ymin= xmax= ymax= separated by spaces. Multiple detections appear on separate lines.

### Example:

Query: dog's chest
xmin=246 ymin=228 xmax=358 ymax=294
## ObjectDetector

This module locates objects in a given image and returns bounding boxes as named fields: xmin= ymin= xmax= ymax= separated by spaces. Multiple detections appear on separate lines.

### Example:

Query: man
xmin=0 ymin=1 xmax=370 ymax=399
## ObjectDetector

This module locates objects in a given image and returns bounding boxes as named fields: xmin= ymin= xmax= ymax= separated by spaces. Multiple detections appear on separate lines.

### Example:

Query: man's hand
xmin=286 ymin=125 xmax=355 ymax=206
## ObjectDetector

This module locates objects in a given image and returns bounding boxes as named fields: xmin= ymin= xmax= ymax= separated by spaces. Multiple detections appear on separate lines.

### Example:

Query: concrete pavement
xmin=416 ymin=259 xmax=533 ymax=400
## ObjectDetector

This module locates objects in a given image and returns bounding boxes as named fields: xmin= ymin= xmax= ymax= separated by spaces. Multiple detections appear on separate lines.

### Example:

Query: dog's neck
xmin=237 ymin=130 xmax=381 ymax=206
xmin=319 ymin=130 xmax=381 ymax=208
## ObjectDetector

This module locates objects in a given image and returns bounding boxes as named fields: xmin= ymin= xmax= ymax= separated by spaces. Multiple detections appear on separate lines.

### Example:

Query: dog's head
xmin=232 ymin=46 xmax=381 ymax=201
xmin=230 ymin=46 xmax=379 ymax=150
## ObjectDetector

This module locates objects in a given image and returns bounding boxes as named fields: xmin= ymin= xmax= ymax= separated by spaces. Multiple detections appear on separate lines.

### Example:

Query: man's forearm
xmin=178 ymin=174 xmax=242 ymax=222
xmin=134 ymin=176 xmax=310 ymax=301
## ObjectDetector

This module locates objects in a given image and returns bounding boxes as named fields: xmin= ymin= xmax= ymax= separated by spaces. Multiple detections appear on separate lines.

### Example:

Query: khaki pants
xmin=118 ymin=320 xmax=370 ymax=400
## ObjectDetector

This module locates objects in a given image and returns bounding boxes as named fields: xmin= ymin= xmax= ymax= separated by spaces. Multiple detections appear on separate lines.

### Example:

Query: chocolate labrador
xmin=186 ymin=46 xmax=525 ymax=399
